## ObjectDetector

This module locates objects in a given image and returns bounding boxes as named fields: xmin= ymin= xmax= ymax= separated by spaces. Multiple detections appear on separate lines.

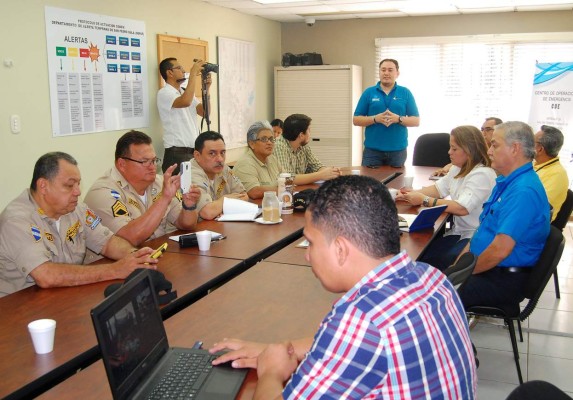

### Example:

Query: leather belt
xmin=166 ymin=146 xmax=194 ymax=152
xmin=497 ymin=267 xmax=532 ymax=274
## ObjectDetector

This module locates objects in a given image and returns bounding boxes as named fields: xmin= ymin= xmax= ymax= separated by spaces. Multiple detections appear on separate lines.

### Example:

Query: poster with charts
xmin=528 ymin=62 xmax=573 ymax=153
xmin=45 ymin=7 xmax=148 ymax=137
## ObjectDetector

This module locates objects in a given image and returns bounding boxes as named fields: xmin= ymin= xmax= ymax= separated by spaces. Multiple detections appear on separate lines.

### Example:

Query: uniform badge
xmin=66 ymin=220 xmax=80 ymax=243
xmin=175 ymin=190 xmax=183 ymax=202
xmin=151 ymin=188 xmax=158 ymax=196
xmin=112 ymin=200 xmax=129 ymax=217
xmin=45 ymin=232 xmax=54 ymax=242
xmin=31 ymin=225 xmax=41 ymax=242
xmin=152 ymin=192 xmax=162 ymax=203
xmin=110 ymin=190 xmax=120 ymax=200
xmin=85 ymin=208 xmax=102 ymax=229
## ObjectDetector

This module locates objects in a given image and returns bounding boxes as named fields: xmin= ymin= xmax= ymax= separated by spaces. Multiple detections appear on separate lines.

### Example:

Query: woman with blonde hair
xmin=397 ymin=125 xmax=497 ymax=270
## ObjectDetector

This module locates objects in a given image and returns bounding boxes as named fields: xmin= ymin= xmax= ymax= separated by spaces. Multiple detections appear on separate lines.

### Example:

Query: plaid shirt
xmin=284 ymin=251 xmax=477 ymax=399
xmin=273 ymin=135 xmax=324 ymax=175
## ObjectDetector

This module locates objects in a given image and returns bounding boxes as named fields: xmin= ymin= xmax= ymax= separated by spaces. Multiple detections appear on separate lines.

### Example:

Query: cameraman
xmin=157 ymin=58 xmax=212 ymax=174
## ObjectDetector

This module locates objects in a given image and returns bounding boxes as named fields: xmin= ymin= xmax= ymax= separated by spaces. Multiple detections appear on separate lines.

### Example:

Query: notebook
xmin=398 ymin=204 xmax=447 ymax=232
xmin=91 ymin=270 xmax=247 ymax=400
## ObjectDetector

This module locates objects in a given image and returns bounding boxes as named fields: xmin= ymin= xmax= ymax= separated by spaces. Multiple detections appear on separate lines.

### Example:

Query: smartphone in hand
xmin=150 ymin=242 xmax=168 ymax=259
xmin=180 ymin=161 xmax=192 ymax=193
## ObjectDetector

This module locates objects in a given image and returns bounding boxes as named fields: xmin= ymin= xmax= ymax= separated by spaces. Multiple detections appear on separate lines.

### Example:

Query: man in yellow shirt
xmin=533 ymin=125 xmax=569 ymax=221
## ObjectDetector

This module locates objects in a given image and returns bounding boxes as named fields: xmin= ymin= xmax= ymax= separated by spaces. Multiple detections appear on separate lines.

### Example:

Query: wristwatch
xmin=422 ymin=196 xmax=430 ymax=207
xmin=182 ymin=202 xmax=197 ymax=211
xmin=398 ymin=116 xmax=404 ymax=125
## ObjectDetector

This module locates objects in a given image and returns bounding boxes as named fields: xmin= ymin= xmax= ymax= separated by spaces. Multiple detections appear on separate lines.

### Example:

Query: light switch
xmin=10 ymin=115 xmax=21 ymax=134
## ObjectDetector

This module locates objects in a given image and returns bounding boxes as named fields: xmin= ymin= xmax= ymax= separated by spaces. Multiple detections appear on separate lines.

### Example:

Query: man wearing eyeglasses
xmin=157 ymin=57 xmax=212 ymax=175
xmin=480 ymin=117 xmax=503 ymax=148
xmin=84 ymin=130 xmax=201 ymax=246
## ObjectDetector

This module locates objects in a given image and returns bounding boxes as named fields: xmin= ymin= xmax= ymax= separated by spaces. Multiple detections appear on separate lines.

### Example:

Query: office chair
xmin=506 ymin=380 xmax=572 ymax=400
xmin=550 ymin=189 xmax=573 ymax=298
xmin=466 ymin=226 xmax=565 ymax=384
xmin=412 ymin=133 xmax=450 ymax=167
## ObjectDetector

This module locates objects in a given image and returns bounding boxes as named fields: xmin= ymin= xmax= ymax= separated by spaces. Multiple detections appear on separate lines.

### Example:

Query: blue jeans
xmin=361 ymin=147 xmax=407 ymax=168
xmin=419 ymin=234 xmax=469 ymax=271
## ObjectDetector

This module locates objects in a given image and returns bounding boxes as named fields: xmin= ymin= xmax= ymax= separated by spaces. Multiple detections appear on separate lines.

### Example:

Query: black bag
xmin=302 ymin=53 xmax=323 ymax=65
xmin=293 ymin=189 xmax=316 ymax=212
xmin=104 ymin=269 xmax=177 ymax=306
xmin=178 ymin=233 xmax=199 ymax=248
xmin=282 ymin=53 xmax=302 ymax=67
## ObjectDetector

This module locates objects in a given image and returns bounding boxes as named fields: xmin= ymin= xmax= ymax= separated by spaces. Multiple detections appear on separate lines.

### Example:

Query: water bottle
xmin=262 ymin=191 xmax=280 ymax=222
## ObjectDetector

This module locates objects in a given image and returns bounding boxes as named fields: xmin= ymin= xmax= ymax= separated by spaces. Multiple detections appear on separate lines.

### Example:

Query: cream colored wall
xmin=281 ymin=11 xmax=573 ymax=90
xmin=0 ymin=0 xmax=280 ymax=210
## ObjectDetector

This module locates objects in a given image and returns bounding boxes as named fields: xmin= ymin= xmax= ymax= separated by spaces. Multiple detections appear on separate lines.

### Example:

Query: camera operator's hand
xmin=190 ymin=59 xmax=206 ymax=76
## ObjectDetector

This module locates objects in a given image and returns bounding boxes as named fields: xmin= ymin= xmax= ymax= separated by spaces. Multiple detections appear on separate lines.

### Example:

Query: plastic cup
xmin=388 ymin=188 xmax=398 ymax=201
xmin=28 ymin=319 xmax=56 ymax=354
xmin=278 ymin=201 xmax=284 ymax=215
xmin=403 ymin=176 xmax=414 ymax=189
xmin=351 ymin=169 xmax=360 ymax=175
xmin=196 ymin=231 xmax=211 ymax=251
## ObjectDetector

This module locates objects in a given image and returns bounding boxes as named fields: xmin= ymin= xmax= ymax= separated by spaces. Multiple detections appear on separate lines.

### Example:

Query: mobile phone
xmin=180 ymin=161 xmax=192 ymax=193
xmin=151 ymin=242 xmax=168 ymax=259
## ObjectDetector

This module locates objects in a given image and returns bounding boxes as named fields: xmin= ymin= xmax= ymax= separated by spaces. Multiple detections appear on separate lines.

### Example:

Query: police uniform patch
xmin=127 ymin=198 xmax=140 ymax=211
xmin=112 ymin=200 xmax=129 ymax=218
xmin=85 ymin=208 xmax=102 ymax=230
xmin=66 ymin=220 xmax=80 ymax=243
xmin=151 ymin=188 xmax=158 ymax=196
xmin=152 ymin=192 xmax=162 ymax=203
xmin=110 ymin=190 xmax=120 ymax=200
xmin=31 ymin=225 xmax=41 ymax=242
xmin=45 ymin=232 xmax=54 ymax=242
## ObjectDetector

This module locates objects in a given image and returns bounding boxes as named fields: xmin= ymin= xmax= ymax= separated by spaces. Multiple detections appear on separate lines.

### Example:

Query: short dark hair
xmin=195 ymin=131 xmax=225 ymax=152
xmin=379 ymin=58 xmax=399 ymax=69
xmin=539 ymin=125 xmax=564 ymax=157
xmin=115 ymin=130 xmax=152 ymax=160
xmin=308 ymin=175 xmax=400 ymax=258
xmin=282 ymin=114 xmax=312 ymax=141
xmin=485 ymin=117 xmax=503 ymax=126
xmin=159 ymin=57 xmax=177 ymax=81
xmin=270 ymin=119 xmax=283 ymax=129
xmin=31 ymin=152 xmax=78 ymax=191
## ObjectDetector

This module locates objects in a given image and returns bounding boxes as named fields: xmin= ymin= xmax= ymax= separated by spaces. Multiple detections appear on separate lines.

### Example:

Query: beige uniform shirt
xmin=233 ymin=149 xmax=284 ymax=192
xmin=0 ymin=190 xmax=112 ymax=296
xmin=84 ymin=166 xmax=183 ymax=240
xmin=191 ymin=159 xmax=246 ymax=212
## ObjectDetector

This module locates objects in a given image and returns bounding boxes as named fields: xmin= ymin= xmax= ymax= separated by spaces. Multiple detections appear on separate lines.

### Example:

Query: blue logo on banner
xmin=120 ymin=64 xmax=130 ymax=73
xmin=108 ymin=64 xmax=118 ymax=72
xmin=131 ymin=38 xmax=140 ymax=47
xmin=132 ymin=65 xmax=142 ymax=73
xmin=132 ymin=52 xmax=141 ymax=61
xmin=119 ymin=37 xmax=129 ymax=46
xmin=106 ymin=35 xmax=117 ymax=45
xmin=106 ymin=50 xmax=117 ymax=59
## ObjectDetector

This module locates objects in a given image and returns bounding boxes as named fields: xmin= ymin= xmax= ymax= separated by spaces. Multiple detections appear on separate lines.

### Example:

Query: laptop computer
xmin=91 ymin=270 xmax=247 ymax=400
xmin=399 ymin=204 xmax=448 ymax=232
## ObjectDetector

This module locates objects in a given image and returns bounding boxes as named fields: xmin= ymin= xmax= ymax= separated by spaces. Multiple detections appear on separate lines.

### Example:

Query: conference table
xmin=3 ymin=164 xmax=444 ymax=399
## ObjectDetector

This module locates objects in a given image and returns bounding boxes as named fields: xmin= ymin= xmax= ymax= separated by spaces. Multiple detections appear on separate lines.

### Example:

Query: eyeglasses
xmin=121 ymin=157 xmax=162 ymax=167
xmin=481 ymin=127 xmax=494 ymax=132
xmin=255 ymin=137 xmax=276 ymax=143
xmin=170 ymin=66 xmax=184 ymax=72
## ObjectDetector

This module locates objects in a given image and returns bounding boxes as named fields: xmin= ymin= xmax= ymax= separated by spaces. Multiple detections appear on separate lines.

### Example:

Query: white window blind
xmin=374 ymin=33 xmax=573 ymax=158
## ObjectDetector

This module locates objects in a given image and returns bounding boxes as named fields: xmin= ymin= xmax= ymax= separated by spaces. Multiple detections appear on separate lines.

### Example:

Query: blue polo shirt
xmin=470 ymin=163 xmax=550 ymax=268
xmin=353 ymin=82 xmax=419 ymax=152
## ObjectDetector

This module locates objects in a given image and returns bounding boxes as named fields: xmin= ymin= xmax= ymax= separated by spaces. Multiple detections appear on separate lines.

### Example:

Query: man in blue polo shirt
xmin=458 ymin=121 xmax=550 ymax=308
xmin=353 ymin=58 xmax=420 ymax=167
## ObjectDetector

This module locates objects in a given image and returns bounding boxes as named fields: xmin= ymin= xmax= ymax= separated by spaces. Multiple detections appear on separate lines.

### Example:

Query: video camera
xmin=194 ymin=59 xmax=218 ymax=76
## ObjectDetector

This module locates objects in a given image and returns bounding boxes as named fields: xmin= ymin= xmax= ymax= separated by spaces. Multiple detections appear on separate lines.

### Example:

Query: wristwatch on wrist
xmin=182 ymin=202 xmax=197 ymax=211
xmin=373 ymin=116 xmax=377 ymax=124
xmin=398 ymin=116 xmax=404 ymax=125
xmin=422 ymin=196 xmax=430 ymax=207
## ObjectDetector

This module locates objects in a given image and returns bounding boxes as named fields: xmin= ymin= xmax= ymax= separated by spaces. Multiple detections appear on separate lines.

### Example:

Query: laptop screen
xmin=92 ymin=272 xmax=169 ymax=400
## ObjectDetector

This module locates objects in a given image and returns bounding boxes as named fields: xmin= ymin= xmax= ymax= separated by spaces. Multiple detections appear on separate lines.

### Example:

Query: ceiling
xmin=201 ymin=0 xmax=573 ymax=22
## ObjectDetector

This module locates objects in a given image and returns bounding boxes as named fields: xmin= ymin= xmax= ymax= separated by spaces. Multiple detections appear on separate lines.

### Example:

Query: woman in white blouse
xmin=397 ymin=125 xmax=497 ymax=270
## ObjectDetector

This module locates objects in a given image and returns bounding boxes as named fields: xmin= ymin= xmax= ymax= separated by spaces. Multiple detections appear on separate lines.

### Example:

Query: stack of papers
xmin=216 ymin=198 xmax=261 ymax=222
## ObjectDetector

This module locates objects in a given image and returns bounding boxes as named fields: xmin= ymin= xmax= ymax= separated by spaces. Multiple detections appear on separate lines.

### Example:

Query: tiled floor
xmin=475 ymin=223 xmax=573 ymax=398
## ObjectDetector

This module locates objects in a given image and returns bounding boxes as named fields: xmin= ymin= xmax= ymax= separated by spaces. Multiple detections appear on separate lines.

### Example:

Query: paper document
xmin=169 ymin=230 xmax=223 ymax=242
xmin=295 ymin=239 xmax=309 ymax=248
xmin=216 ymin=198 xmax=261 ymax=221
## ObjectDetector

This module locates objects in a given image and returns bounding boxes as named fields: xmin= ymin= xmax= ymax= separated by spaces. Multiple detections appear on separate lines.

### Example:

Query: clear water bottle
xmin=262 ymin=191 xmax=280 ymax=222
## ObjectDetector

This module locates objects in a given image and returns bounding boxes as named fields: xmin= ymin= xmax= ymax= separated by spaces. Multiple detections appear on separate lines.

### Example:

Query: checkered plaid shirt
xmin=283 ymin=251 xmax=477 ymax=399
xmin=273 ymin=135 xmax=324 ymax=175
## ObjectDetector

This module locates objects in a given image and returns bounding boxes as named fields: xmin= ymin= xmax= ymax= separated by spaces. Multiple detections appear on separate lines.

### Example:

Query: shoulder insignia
xmin=31 ymin=225 xmax=41 ymax=242
xmin=85 ymin=208 xmax=102 ymax=229
xmin=66 ymin=220 xmax=80 ymax=243
xmin=44 ymin=232 xmax=54 ymax=242
xmin=152 ymin=192 xmax=162 ymax=203
xmin=110 ymin=190 xmax=120 ymax=200
xmin=112 ymin=200 xmax=129 ymax=217
xmin=175 ymin=190 xmax=182 ymax=202
xmin=127 ymin=198 xmax=140 ymax=211
xmin=37 ymin=208 xmax=45 ymax=215
xmin=215 ymin=179 xmax=226 ymax=198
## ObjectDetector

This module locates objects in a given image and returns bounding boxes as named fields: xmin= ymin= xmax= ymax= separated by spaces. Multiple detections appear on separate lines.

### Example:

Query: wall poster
xmin=45 ymin=7 xmax=148 ymax=137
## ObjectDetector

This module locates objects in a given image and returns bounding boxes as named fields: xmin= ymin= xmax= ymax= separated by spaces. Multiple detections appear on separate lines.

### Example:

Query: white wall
xmin=0 ymin=0 xmax=281 ymax=210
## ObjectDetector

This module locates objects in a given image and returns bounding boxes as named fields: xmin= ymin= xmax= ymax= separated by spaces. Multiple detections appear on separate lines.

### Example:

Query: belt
xmin=166 ymin=146 xmax=194 ymax=152
xmin=497 ymin=267 xmax=532 ymax=274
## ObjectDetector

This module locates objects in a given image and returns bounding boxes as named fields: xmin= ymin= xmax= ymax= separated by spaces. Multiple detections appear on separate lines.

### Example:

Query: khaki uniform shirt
xmin=0 ymin=190 xmax=112 ymax=296
xmin=233 ymin=149 xmax=284 ymax=192
xmin=273 ymin=135 xmax=324 ymax=175
xmin=191 ymin=159 xmax=245 ymax=212
xmin=84 ymin=166 xmax=183 ymax=240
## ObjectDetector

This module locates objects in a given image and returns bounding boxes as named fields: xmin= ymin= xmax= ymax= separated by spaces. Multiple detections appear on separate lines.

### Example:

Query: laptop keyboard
xmin=147 ymin=352 xmax=216 ymax=399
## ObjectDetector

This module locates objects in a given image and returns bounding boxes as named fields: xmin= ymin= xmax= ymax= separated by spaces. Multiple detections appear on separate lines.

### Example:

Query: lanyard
xmin=534 ymin=158 xmax=559 ymax=173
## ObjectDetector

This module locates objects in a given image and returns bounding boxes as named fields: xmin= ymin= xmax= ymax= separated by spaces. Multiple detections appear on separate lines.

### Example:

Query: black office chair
xmin=443 ymin=252 xmax=477 ymax=291
xmin=550 ymin=189 xmax=573 ymax=298
xmin=412 ymin=133 xmax=451 ymax=167
xmin=466 ymin=226 xmax=565 ymax=384
xmin=506 ymin=380 xmax=572 ymax=400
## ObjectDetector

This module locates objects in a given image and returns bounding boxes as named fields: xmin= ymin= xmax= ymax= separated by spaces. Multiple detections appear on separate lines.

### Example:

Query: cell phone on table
xmin=180 ymin=161 xmax=192 ymax=193
xmin=151 ymin=242 xmax=168 ymax=259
